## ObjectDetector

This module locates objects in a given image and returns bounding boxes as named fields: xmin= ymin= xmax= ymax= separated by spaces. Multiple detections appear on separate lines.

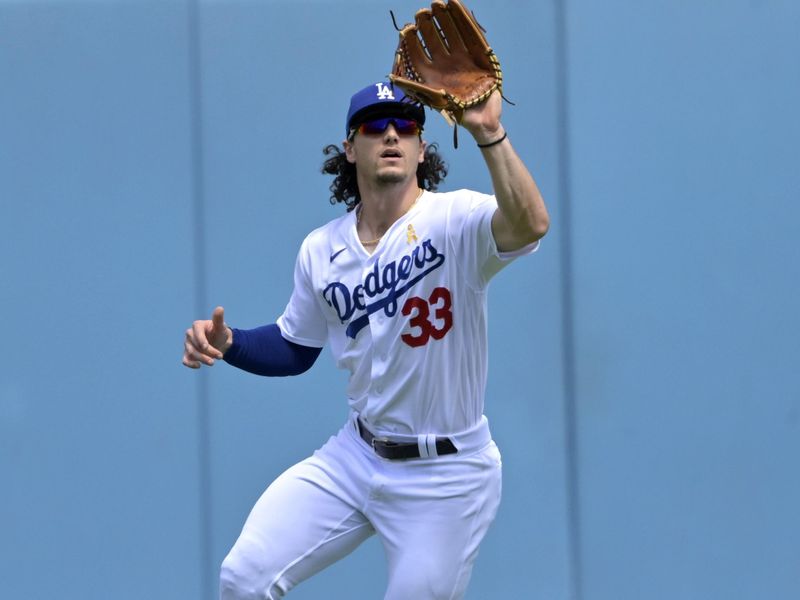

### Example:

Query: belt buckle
xmin=371 ymin=436 xmax=391 ymax=450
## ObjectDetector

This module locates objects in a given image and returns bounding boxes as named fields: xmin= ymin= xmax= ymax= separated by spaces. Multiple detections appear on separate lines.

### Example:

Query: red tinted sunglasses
xmin=350 ymin=117 xmax=422 ymax=138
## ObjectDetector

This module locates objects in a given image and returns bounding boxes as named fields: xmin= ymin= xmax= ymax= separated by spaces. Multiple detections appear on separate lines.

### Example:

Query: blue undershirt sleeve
xmin=223 ymin=324 xmax=322 ymax=377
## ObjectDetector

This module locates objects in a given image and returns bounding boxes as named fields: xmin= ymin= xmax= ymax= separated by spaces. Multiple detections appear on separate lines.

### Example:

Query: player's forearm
xmin=224 ymin=324 xmax=322 ymax=377
xmin=479 ymin=134 xmax=550 ymax=252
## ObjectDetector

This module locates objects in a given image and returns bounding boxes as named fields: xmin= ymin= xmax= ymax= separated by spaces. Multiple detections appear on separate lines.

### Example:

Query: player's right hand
xmin=182 ymin=306 xmax=233 ymax=369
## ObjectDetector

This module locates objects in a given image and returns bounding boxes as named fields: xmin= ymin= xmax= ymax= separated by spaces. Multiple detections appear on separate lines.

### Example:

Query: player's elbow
xmin=514 ymin=212 xmax=550 ymax=247
xmin=524 ymin=212 xmax=550 ymax=242
xmin=283 ymin=344 xmax=322 ymax=376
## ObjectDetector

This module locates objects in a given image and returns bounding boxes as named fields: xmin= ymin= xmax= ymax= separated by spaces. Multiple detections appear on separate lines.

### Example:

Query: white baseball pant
xmin=219 ymin=414 xmax=502 ymax=599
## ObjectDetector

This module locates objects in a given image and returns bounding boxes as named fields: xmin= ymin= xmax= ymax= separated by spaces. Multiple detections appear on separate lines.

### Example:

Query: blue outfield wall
xmin=565 ymin=2 xmax=800 ymax=599
xmin=0 ymin=1 xmax=797 ymax=599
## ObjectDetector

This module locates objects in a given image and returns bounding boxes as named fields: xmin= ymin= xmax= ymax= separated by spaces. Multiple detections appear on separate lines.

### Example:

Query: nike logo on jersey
xmin=322 ymin=239 xmax=445 ymax=339
xmin=329 ymin=247 xmax=347 ymax=263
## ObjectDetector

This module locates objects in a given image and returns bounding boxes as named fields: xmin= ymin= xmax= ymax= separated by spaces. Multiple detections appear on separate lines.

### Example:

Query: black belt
xmin=357 ymin=418 xmax=457 ymax=460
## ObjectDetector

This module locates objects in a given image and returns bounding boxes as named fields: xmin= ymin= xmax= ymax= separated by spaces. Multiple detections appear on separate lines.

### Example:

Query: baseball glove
xmin=389 ymin=0 xmax=503 ymax=127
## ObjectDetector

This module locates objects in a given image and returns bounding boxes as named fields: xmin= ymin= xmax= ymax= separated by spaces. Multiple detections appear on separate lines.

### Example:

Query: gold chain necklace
xmin=359 ymin=235 xmax=383 ymax=246
xmin=357 ymin=188 xmax=423 ymax=246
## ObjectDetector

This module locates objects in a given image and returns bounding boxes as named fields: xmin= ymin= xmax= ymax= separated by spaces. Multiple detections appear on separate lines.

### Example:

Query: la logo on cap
xmin=375 ymin=82 xmax=395 ymax=100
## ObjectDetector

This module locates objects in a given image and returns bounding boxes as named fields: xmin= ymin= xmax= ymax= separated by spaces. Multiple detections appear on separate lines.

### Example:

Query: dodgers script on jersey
xmin=277 ymin=189 xmax=537 ymax=436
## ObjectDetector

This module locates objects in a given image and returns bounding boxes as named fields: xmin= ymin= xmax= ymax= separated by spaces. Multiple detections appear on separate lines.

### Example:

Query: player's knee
xmin=387 ymin=562 xmax=470 ymax=600
xmin=386 ymin=573 xmax=466 ymax=600
xmin=388 ymin=580 xmax=462 ymax=600
xmin=219 ymin=549 xmax=288 ymax=600
xmin=219 ymin=552 xmax=258 ymax=600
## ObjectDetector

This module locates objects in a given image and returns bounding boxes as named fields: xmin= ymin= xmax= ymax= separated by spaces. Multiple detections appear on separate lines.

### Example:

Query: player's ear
xmin=418 ymin=138 xmax=427 ymax=164
xmin=344 ymin=138 xmax=356 ymax=164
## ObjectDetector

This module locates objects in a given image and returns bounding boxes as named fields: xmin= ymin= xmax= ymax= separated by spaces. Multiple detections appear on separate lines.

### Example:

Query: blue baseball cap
xmin=345 ymin=81 xmax=426 ymax=135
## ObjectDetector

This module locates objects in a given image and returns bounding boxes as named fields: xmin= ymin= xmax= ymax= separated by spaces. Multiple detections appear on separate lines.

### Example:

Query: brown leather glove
xmin=389 ymin=0 xmax=503 ymax=125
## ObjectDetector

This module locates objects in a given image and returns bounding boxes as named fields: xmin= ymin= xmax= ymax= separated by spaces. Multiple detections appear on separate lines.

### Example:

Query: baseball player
xmin=183 ymin=77 xmax=549 ymax=598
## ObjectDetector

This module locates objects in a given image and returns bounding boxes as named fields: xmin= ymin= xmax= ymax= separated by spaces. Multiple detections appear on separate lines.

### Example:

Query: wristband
xmin=477 ymin=132 xmax=508 ymax=149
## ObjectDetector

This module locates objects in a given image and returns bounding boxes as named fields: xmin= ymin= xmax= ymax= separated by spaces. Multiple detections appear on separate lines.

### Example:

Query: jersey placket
xmin=364 ymin=250 xmax=391 ymax=401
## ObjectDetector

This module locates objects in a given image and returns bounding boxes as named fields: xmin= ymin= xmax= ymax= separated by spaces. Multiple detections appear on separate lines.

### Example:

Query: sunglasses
xmin=350 ymin=117 xmax=423 ymax=139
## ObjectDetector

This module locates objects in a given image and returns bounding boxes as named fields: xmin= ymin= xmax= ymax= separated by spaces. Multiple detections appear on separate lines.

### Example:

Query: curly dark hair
xmin=321 ymin=143 xmax=448 ymax=211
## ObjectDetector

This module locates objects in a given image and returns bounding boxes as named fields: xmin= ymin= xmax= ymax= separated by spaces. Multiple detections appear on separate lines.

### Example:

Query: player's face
xmin=344 ymin=118 xmax=426 ymax=185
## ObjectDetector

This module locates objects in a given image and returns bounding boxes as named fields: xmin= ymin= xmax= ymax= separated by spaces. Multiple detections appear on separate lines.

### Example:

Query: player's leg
xmin=371 ymin=442 xmax=503 ymax=600
xmin=220 ymin=431 xmax=374 ymax=599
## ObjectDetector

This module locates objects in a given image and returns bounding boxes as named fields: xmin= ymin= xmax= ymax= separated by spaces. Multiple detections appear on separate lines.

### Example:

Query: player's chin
xmin=375 ymin=168 xmax=411 ymax=185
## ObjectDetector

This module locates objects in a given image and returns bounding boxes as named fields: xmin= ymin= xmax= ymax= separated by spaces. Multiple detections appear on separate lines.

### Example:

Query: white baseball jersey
xmin=277 ymin=189 xmax=537 ymax=436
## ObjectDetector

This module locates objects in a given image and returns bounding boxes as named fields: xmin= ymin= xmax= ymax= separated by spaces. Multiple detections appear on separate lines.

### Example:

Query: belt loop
xmin=428 ymin=434 xmax=439 ymax=458
xmin=416 ymin=435 xmax=430 ymax=458
xmin=418 ymin=433 xmax=439 ymax=457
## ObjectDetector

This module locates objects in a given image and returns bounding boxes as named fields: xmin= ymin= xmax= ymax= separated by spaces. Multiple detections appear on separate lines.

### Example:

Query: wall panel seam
xmin=554 ymin=1 xmax=582 ymax=599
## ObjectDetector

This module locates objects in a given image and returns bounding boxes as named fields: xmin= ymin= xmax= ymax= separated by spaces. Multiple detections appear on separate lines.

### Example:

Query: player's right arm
xmin=182 ymin=306 xmax=322 ymax=375
xmin=184 ymin=233 xmax=327 ymax=374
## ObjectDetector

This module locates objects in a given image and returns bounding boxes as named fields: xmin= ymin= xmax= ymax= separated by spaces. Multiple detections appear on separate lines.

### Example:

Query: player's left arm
xmin=460 ymin=91 xmax=550 ymax=253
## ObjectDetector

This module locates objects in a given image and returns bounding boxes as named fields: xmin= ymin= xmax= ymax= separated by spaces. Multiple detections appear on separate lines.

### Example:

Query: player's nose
xmin=383 ymin=124 xmax=400 ymax=142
